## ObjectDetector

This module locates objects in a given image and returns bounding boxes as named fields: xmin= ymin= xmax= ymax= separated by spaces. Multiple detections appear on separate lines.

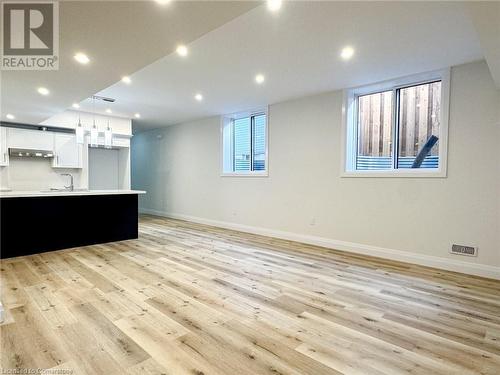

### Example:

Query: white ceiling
xmin=81 ymin=1 xmax=485 ymax=132
xmin=0 ymin=0 xmax=258 ymax=125
xmin=465 ymin=2 xmax=500 ymax=88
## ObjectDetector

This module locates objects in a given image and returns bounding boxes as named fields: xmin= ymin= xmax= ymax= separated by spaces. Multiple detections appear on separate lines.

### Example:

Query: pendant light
xmin=90 ymin=96 xmax=99 ymax=147
xmin=104 ymin=120 xmax=113 ymax=149
xmin=75 ymin=114 xmax=84 ymax=144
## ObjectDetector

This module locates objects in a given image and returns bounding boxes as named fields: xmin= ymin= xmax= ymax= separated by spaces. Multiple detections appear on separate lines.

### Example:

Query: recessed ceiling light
xmin=255 ymin=74 xmax=265 ymax=84
xmin=6 ymin=114 xmax=15 ymax=120
xmin=155 ymin=0 xmax=171 ymax=5
xmin=194 ymin=93 xmax=203 ymax=102
xmin=106 ymin=109 xmax=112 ymax=114
xmin=176 ymin=45 xmax=188 ymax=57
xmin=340 ymin=46 xmax=355 ymax=60
xmin=267 ymin=0 xmax=282 ymax=12
xmin=72 ymin=103 xmax=80 ymax=109
xmin=121 ymin=76 xmax=132 ymax=84
xmin=134 ymin=113 xmax=141 ymax=118
xmin=74 ymin=52 xmax=90 ymax=64
xmin=37 ymin=87 xmax=50 ymax=96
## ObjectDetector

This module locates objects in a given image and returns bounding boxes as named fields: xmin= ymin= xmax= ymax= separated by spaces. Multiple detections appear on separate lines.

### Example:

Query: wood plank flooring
xmin=1 ymin=215 xmax=500 ymax=375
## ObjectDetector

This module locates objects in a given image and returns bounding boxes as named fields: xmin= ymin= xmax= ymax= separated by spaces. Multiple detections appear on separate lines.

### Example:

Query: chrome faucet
xmin=60 ymin=173 xmax=74 ymax=191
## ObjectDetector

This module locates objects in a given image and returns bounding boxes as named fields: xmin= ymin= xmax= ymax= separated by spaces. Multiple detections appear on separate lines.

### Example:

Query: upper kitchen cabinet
xmin=7 ymin=128 xmax=54 ymax=150
xmin=7 ymin=128 xmax=82 ymax=169
xmin=53 ymin=133 xmax=82 ymax=168
xmin=110 ymin=136 xmax=130 ymax=148
xmin=0 ymin=127 xmax=8 ymax=166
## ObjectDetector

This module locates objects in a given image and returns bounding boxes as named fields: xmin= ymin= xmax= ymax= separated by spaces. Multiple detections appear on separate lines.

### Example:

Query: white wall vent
xmin=451 ymin=244 xmax=477 ymax=257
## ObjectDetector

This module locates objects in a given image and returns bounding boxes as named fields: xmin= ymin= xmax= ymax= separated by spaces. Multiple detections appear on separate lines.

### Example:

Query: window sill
xmin=341 ymin=169 xmax=447 ymax=178
xmin=221 ymin=172 xmax=269 ymax=177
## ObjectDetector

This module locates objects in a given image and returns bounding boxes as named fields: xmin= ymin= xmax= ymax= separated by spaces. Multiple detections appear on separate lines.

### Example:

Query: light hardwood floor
xmin=1 ymin=215 xmax=500 ymax=375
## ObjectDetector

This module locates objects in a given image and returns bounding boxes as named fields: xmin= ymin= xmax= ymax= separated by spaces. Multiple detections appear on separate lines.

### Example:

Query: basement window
xmin=342 ymin=69 xmax=450 ymax=177
xmin=221 ymin=109 xmax=268 ymax=176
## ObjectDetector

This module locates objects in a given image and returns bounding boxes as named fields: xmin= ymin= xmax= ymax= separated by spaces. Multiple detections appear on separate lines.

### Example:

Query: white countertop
xmin=0 ymin=189 xmax=146 ymax=198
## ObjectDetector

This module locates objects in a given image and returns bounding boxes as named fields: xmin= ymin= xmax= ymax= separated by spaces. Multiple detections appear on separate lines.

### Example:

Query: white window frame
xmin=220 ymin=107 xmax=269 ymax=177
xmin=341 ymin=68 xmax=450 ymax=178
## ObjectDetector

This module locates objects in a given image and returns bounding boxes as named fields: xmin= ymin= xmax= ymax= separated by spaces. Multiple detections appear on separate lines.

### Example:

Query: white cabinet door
xmin=111 ymin=137 xmax=130 ymax=148
xmin=0 ymin=127 xmax=8 ymax=166
xmin=7 ymin=128 xmax=54 ymax=150
xmin=53 ymin=133 xmax=82 ymax=168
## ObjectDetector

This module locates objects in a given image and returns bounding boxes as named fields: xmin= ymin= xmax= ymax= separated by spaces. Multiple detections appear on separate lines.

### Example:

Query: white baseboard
xmin=140 ymin=208 xmax=500 ymax=280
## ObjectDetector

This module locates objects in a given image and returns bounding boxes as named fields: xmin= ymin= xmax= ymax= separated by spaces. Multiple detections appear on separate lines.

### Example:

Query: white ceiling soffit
xmin=0 ymin=0 xmax=259 ymax=125
xmin=465 ymin=1 xmax=500 ymax=89
xmin=86 ymin=1 xmax=483 ymax=132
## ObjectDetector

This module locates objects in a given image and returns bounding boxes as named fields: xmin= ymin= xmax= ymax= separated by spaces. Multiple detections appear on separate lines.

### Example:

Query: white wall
xmin=89 ymin=148 xmax=120 ymax=190
xmin=131 ymin=61 xmax=500 ymax=278
xmin=0 ymin=158 xmax=84 ymax=191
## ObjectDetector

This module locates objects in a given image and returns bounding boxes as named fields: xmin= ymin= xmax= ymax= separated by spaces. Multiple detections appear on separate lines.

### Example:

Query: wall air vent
xmin=451 ymin=244 xmax=477 ymax=257
xmin=92 ymin=95 xmax=115 ymax=103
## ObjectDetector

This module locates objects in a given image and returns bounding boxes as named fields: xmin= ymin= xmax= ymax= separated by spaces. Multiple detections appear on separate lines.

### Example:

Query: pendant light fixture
xmin=90 ymin=96 xmax=99 ymax=147
xmin=104 ymin=120 xmax=113 ymax=149
xmin=75 ymin=114 xmax=84 ymax=144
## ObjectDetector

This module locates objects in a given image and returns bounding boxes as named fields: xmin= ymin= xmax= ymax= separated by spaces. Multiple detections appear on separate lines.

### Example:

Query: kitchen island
xmin=0 ymin=190 xmax=145 ymax=259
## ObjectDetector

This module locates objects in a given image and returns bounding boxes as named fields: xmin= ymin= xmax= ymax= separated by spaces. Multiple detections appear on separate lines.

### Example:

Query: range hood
xmin=9 ymin=148 xmax=54 ymax=158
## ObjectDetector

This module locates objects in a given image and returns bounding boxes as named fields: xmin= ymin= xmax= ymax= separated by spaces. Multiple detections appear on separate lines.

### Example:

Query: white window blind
xmin=222 ymin=110 xmax=268 ymax=175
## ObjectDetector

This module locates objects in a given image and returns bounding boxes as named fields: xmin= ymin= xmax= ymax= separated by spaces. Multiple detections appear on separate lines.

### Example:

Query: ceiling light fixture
xmin=104 ymin=120 xmax=113 ymax=149
xmin=72 ymin=103 xmax=80 ymax=109
xmin=255 ymin=74 xmax=265 ymax=84
xmin=6 ymin=114 xmax=15 ymax=120
xmin=106 ymin=109 xmax=112 ymax=114
xmin=121 ymin=76 xmax=132 ymax=84
xmin=134 ymin=113 xmax=141 ymax=119
xmin=90 ymin=96 xmax=99 ymax=148
xmin=37 ymin=87 xmax=50 ymax=96
xmin=74 ymin=52 xmax=90 ymax=64
xmin=340 ymin=46 xmax=355 ymax=60
xmin=75 ymin=114 xmax=84 ymax=144
xmin=195 ymin=93 xmax=203 ymax=102
xmin=155 ymin=0 xmax=171 ymax=5
xmin=267 ymin=0 xmax=282 ymax=12
xmin=176 ymin=45 xmax=188 ymax=57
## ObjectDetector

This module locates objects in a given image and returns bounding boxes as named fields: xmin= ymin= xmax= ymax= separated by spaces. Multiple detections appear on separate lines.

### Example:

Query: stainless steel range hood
xmin=9 ymin=148 xmax=54 ymax=158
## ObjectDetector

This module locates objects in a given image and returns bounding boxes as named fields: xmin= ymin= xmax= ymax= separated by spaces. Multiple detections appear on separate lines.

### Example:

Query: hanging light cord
xmin=92 ymin=96 xmax=96 ymax=128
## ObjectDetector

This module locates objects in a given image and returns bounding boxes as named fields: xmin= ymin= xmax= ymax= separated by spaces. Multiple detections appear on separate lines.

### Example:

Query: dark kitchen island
xmin=0 ymin=190 xmax=145 ymax=259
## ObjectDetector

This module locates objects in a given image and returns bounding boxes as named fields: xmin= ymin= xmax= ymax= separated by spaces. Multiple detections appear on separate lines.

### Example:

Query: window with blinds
xmin=233 ymin=117 xmax=251 ymax=171
xmin=222 ymin=111 xmax=268 ymax=175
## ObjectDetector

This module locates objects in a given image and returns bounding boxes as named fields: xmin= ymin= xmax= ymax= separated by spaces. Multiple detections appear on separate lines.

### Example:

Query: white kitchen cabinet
xmin=53 ymin=133 xmax=82 ymax=168
xmin=7 ymin=128 xmax=54 ymax=150
xmin=111 ymin=136 xmax=130 ymax=148
xmin=87 ymin=135 xmax=130 ymax=148
xmin=0 ymin=127 xmax=9 ymax=166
